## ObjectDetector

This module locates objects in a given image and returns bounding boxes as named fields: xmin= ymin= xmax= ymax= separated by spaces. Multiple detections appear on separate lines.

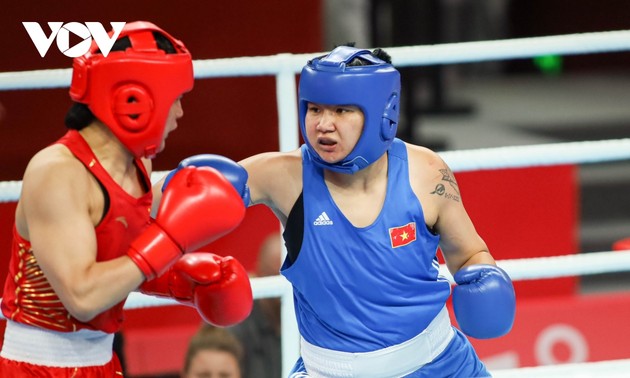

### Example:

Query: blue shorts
xmin=288 ymin=328 xmax=490 ymax=378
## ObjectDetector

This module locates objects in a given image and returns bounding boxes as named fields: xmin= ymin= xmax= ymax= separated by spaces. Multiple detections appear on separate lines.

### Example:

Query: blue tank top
xmin=281 ymin=139 xmax=451 ymax=353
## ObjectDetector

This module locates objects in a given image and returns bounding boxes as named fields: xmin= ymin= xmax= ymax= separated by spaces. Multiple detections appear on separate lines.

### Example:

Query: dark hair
xmin=64 ymin=31 xmax=178 ymax=130
xmin=64 ymin=102 xmax=95 ymax=130
xmin=318 ymin=42 xmax=392 ymax=67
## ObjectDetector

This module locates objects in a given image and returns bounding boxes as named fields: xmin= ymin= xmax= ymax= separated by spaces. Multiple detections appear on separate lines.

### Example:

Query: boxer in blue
xmin=168 ymin=45 xmax=516 ymax=377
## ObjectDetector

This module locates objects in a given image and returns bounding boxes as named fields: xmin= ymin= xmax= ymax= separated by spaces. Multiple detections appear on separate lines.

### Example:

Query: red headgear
xmin=69 ymin=21 xmax=194 ymax=158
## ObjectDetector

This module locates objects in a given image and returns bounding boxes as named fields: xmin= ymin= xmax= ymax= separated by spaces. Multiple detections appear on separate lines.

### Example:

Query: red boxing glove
xmin=140 ymin=253 xmax=253 ymax=327
xmin=193 ymin=254 xmax=254 ymax=327
xmin=128 ymin=166 xmax=246 ymax=280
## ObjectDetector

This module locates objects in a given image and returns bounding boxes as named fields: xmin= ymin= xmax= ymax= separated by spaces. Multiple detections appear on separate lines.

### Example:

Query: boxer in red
xmin=0 ymin=21 xmax=252 ymax=377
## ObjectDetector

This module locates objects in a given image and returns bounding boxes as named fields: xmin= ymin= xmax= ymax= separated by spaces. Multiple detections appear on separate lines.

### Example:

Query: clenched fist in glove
xmin=453 ymin=264 xmax=516 ymax=339
xmin=141 ymin=253 xmax=253 ymax=326
xmin=128 ymin=166 xmax=246 ymax=280
xmin=163 ymin=154 xmax=250 ymax=206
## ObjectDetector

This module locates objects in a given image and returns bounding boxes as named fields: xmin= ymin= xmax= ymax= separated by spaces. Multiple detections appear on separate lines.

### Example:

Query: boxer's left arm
xmin=428 ymin=157 xmax=515 ymax=339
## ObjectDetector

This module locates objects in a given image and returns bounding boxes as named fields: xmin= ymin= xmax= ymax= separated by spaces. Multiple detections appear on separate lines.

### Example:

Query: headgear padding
xmin=298 ymin=46 xmax=401 ymax=174
xmin=69 ymin=21 xmax=193 ymax=158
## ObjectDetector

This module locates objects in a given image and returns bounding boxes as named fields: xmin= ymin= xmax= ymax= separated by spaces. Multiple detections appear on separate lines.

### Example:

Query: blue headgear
xmin=298 ymin=46 xmax=401 ymax=174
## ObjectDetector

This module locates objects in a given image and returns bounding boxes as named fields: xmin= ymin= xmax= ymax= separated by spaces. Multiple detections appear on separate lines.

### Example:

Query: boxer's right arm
xmin=128 ymin=166 xmax=246 ymax=280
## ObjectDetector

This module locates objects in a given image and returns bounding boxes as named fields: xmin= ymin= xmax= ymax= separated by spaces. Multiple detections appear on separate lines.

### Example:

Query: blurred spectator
xmin=182 ymin=324 xmax=244 ymax=378
xmin=229 ymin=233 xmax=282 ymax=378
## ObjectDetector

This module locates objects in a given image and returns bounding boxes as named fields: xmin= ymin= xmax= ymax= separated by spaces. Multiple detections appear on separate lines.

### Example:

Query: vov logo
xmin=23 ymin=22 xmax=126 ymax=58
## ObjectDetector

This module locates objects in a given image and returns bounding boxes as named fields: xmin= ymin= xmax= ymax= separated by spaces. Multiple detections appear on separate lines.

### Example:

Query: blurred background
xmin=1 ymin=1 xmax=629 ymax=376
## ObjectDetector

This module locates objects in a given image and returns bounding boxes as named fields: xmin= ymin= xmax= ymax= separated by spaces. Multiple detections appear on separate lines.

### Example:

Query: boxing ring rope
xmin=4 ymin=29 xmax=630 ymax=90
xmin=2 ymin=30 xmax=630 ymax=376
xmin=0 ymin=138 xmax=628 ymax=203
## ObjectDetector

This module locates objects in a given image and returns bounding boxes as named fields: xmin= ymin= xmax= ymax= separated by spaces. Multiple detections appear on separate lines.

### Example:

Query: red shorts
xmin=0 ymin=353 xmax=124 ymax=377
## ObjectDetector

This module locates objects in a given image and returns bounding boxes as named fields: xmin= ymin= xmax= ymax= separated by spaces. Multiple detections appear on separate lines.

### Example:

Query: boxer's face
xmin=185 ymin=349 xmax=241 ymax=378
xmin=304 ymin=102 xmax=364 ymax=164
xmin=158 ymin=97 xmax=184 ymax=153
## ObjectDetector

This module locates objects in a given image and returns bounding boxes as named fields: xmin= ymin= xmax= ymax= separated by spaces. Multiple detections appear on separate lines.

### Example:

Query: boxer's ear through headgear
xmin=381 ymin=93 xmax=399 ymax=141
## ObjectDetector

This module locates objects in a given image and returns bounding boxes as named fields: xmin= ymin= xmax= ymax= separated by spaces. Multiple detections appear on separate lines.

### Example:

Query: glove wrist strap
xmin=128 ymin=223 xmax=181 ymax=280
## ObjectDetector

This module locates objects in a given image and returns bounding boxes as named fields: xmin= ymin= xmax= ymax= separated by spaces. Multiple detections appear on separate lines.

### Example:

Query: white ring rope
xmin=439 ymin=138 xmax=630 ymax=173
xmin=2 ymin=31 xmax=630 ymax=376
xmin=2 ymin=30 xmax=630 ymax=90
xmin=124 ymin=275 xmax=292 ymax=310
xmin=0 ymin=137 xmax=628 ymax=203
xmin=125 ymin=250 xmax=630 ymax=311
xmin=0 ymin=249 xmax=626 ymax=315
xmin=439 ymin=250 xmax=630 ymax=284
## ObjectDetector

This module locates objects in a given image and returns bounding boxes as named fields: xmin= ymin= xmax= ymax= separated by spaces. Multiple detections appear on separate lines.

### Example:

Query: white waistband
xmin=300 ymin=306 xmax=454 ymax=378
xmin=0 ymin=320 xmax=114 ymax=367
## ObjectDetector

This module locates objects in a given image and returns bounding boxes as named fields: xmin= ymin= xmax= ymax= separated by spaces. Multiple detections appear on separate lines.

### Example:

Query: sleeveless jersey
xmin=281 ymin=138 xmax=451 ymax=352
xmin=1 ymin=130 xmax=153 ymax=334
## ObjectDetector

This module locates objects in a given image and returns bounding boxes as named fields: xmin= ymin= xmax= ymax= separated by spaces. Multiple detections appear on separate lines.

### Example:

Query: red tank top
xmin=1 ymin=130 xmax=153 ymax=333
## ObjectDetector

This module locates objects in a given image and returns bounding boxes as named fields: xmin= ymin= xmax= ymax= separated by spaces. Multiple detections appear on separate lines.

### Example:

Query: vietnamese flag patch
xmin=389 ymin=222 xmax=417 ymax=248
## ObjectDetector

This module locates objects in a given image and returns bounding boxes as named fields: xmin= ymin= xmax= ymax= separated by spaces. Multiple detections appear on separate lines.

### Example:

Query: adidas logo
xmin=313 ymin=211 xmax=333 ymax=226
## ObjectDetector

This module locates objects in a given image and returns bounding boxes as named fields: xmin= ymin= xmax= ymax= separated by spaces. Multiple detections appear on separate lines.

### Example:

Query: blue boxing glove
xmin=163 ymin=154 xmax=250 ymax=206
xmin=452 ymin=264 xmax=516 ymax=339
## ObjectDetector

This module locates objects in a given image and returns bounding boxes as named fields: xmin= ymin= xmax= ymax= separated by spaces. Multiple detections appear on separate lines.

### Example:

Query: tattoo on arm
xmin=439 ymin=168 xmax=460 ymax=195
xmin=430 ymin=167 xmax=461 ymax=202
